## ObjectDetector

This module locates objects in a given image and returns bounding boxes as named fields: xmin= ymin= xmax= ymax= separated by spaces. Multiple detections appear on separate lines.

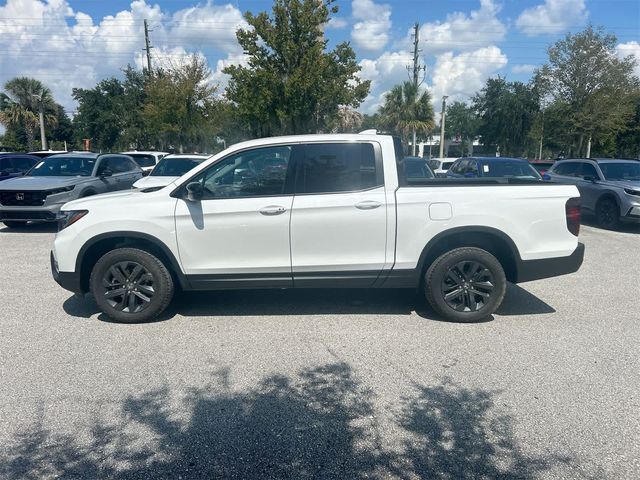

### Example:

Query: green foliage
xmin=444 ymin=101 xmax=479 ymax=156
xmin=472 ymin=78 xmax=539 ymax=157
xmin=536 ymin=25 xmax=639 ymax=156
xmin=378 ymin=82 xmax=435 ymax=143
xmin=224 ymin=0 xmax=369 ymax=136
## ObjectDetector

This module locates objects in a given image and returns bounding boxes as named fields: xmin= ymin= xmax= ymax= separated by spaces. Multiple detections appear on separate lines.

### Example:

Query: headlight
xmin=48 ymin=185 xmax=76 ymax=196
xmin=624 ymin=188 xmax=640 ymax=197
xmin=58 ymin=210 xmax=88 ymax=231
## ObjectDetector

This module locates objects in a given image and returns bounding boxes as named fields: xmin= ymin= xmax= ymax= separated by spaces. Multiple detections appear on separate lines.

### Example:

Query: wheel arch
xmin=596 ymin=191 xmax=622 ymax=213
xmin=416 ymin=226 xmax=520 ymax=284
xmin=76 ymin=232 xmax=188 ymax=293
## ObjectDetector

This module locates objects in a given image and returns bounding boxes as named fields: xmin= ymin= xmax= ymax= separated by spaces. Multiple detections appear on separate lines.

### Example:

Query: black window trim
xmin=171 ymin=140 xmax=384 ymax=200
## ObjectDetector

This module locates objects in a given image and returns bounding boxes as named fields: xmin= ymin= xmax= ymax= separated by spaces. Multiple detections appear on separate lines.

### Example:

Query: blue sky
xmin=1 ymin=0 xmax=639 ymax=114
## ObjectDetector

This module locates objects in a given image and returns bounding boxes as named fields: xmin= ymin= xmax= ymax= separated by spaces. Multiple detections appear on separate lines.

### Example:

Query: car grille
xmin=0 ymin=191 xmax=47 ymax=206
xmin=0 ymin=211 xmax=56 ymax=220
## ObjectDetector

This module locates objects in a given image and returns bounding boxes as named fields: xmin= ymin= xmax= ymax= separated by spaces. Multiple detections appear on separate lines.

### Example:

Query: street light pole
xmin=438 ymin=95 xmax=448 ymax=159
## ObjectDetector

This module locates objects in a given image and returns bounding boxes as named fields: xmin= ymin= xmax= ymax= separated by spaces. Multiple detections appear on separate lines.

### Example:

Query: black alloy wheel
xmin=596 ymin=198 xmax=620 ymax=229
xmin=441 ymin=260 xmax=495 ymax=312
xmin=90 ymin=248 xmax=174 ymax=323
xmin=425 ymin=247 xmax=506 ymax=323
xmin=101 ymin=261 xmax=155 ymax=314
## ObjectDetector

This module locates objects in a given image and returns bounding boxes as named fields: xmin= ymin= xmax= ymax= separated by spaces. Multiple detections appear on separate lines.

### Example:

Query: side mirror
xmin=100 ymin=169 xmax=113 ymax=177
xmin=583 ymin=175 xmax=597 ymax=183
xmin=542 ymin=173 xmax=551 ymax=181
xmin=186 ymin=181 xmax=203 ymax=202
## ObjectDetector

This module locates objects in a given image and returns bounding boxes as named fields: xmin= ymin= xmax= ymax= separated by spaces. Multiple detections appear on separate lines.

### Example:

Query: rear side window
xmin=580 ymin=163 xmax=599 ymax=179
xmin=129 ymin=154 xmax=157 ymax=168
xmin=296 ymin=143 xmax=380 ymax=194
xmin=553 ymin=162 xmax=581 ymax=177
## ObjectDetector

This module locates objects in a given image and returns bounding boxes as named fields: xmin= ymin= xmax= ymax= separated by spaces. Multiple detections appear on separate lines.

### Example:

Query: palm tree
xmin=335 ymin=105 xmax=363 ymax=133
xmin=0 ymin=77 xmax=56 ymax=150
xmin=379 ymin=81 xmax=435 ymax=155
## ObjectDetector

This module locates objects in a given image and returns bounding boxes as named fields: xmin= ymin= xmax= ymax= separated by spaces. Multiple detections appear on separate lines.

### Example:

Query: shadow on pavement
xmin=63 ymin=284 xmax=555 ymax=324
xmin=581 ymin=214 xmax=640 ymax=234
xmin=0 ymin=364 xmax=584 ymax=479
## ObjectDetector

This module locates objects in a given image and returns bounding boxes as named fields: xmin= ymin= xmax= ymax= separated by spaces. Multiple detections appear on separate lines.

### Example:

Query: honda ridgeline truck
xmin=51 ymin=133 xmax=584 ymax=323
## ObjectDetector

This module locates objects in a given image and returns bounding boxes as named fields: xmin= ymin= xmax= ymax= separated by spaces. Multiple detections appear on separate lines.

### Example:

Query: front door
xmin=290 ymin=142 xmax=388 ymax=287
xmin=175 ymin=144 xmax=295 ymax=289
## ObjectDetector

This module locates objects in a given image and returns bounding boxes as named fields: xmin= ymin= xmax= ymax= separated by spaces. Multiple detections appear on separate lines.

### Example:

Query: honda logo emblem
xmin=15 ymin=193 xmax=24 ymax=201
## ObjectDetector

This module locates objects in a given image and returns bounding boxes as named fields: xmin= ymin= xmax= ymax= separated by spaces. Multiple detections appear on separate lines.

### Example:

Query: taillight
xmin=565 ymin=197 xmax=580 ymax=236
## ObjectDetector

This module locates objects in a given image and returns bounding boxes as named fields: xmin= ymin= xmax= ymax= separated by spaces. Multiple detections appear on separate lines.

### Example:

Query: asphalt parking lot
xmin=0 ymin=221 xmax=639 ymax=479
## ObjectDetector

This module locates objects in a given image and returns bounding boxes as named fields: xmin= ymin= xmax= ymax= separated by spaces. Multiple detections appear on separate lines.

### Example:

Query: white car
xmin=52 ymin=133 xmax=584 ymax=323
xmin=133 ymin=154 xmax=210 ymax=190
xmin=121 ymin=151 xmax=169 ymax=175
xmin=427 ymin=157 xmax=458 ymax=177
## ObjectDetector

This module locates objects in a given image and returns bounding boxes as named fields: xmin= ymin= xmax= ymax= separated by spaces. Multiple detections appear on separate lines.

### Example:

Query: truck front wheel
xmin=90 ymin=247 xmax=174 ymax=323
xmin=425 ymin=247 xmax=506 ymax=322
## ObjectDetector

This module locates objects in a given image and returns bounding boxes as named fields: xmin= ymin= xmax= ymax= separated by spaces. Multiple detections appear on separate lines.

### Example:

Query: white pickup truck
xmin=51 ymin=133 xmax=584 ymax=323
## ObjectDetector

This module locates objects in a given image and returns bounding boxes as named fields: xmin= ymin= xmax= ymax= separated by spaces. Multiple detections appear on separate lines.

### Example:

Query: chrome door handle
xmin=259 ymin=205 xmax=287 ymax=216
xmin=355 ymin=200 xmax=382 ymax=210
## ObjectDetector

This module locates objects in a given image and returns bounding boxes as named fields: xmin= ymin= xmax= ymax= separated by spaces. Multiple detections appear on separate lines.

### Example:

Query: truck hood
xmin=0 ymin=176 xmax=89 ymax=191
xmin=133 ymin=176 xmax=179 ymax=189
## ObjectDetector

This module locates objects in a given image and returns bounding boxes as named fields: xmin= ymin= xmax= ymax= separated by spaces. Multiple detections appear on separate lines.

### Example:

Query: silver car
xmin=0 ymin=152 xmax=143 ymax=228
xmin=546 ymin=158 xmax=640 ymax=228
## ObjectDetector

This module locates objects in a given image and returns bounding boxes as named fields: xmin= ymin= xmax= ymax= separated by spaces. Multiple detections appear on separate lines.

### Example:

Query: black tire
xmin=2 ymin=221 xmax=27 ymax=229
xmin=425 ymin=247 xmax=506 ymax=323
xmin=595 ymin=198 xmax=620 ymax=229
xmin=90 ymin=247 xmax=174 ymax=323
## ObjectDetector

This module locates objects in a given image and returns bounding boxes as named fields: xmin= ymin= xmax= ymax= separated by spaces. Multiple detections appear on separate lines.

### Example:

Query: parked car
xmin=0 ymin=152 xmax=143 ymax=228
xmin=529 ymin=160 xmax=555 ymax=175
xmin=27 ymin=150 xmax=67 ymax=158
xmin=133 ymin=154 xmax=210 ymax=189
xmin=121 ymin=151 xmax=170 ymax=175
xmin=426 ymin=157 xmax=457 ymax=177
xmin=400 ymin=156 xmax=435 ymax=182
xmin=447 ymin=157 xmax=542 ymax=180
xmin=51 ymin=133 xmax=583 ymax=324
xmin=0 ymin=153 xmax=39 ymax=182
xmin=545 ymin=158 xmax=640 ymax=229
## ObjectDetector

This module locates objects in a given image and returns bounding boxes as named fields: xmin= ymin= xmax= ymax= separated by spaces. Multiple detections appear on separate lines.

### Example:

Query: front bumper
xmin=0 ymin=203 xmax=64 ymax=222
xmin=51 ymin=251 xmax=82 ymax=294
xmin=515 ymin=242 xmax=585 ymax=283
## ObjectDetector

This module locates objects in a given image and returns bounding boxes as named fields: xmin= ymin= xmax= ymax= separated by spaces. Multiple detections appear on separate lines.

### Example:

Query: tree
xmin=537 ymin=25 xmax=639 ymax=157
xmin=144 ymin=55 xmax=222 ymax=153
xmin=0 ymin=77 xmax=56 ymax=150
xmin=378 ymin=81 xmax=435 ymax=153
xmin=472 ymin=77 xmax=539 ymax=157
xmin=224 ymin=0 xmax=369 ymax=136
xmin=334 ymin=106 xmax=363 ymax=133
xmin=444 ymin=101 xmax=479 ymax=156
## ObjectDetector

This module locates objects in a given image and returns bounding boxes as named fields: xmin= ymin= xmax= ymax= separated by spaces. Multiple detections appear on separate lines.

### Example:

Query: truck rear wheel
xmin=90 ymin=247 xmax=174 ymax=323
xmin=425 ymin=247 xmax=506 ymax=322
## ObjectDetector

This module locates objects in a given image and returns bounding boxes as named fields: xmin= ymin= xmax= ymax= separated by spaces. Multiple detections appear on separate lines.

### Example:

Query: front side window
xmin=194 ymin=146 xmax=292 ymax=199
xmin=599 ymin=162 xmax=640 ymax=181
xmin=296 ymin=143 xmax=380 ymax=194
xmin=29 ymin=156 xmax=96 ymax=177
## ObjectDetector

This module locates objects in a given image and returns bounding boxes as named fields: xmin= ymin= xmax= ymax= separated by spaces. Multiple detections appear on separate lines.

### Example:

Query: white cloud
xmin=326 ymin=17 xmax=348 ymax=30
xmin=616 ymin=41 xmax=640 ymax=79
xmin=351 ymin=0 xmax=392 ymax=53
xmin=511 ymin=64 xmax=537 ymax=74
xmin=357 ymin=50 xmax=413 ymax=113
xmin=0 ymin=0 xmax=247 ymax=113
xmin=417 ymin=0 xmax=506 ymax=54
xmin=431 ymin=46 xmax=508 ymax=110
xmin=516 ymin=0 xmax=588 ymax=36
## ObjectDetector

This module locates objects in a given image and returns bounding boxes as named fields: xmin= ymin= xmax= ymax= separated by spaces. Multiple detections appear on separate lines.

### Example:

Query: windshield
xmin=599 ymin=162 xmax=640 ymax=181
xmin=28 ymin=156 xmax=96 ymax=177
xmin=150 ymin=157 xmax=204 ymax=177
xmin=483 ymin=161 xmax=541 ymax=179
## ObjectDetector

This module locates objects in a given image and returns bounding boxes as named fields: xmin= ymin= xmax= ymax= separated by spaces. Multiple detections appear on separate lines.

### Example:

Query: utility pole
xmin=32 ymin=93 xmax=47 ymax=150
xmin=143 ymin=19 xmax=153 ymax=74
xmin=538 ymin=109 xmax=544 ymax=160
xmin=407 ymin=22 xmax=426 ymax=156
xmin=439 ymin=95 xmax=448 ymax=159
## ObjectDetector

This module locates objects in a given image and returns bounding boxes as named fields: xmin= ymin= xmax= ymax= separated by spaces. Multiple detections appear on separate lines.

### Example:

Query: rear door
xmin=290 ymin=142 xmax=387 ymax=287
